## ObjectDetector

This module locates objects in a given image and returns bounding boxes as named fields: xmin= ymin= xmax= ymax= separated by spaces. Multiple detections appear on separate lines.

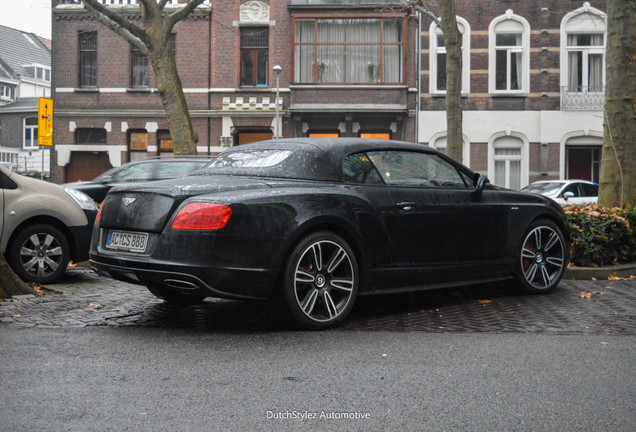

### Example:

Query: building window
xmin=360 ymin=131 xmax=391 ymax=140
xmin=294 ymin=18 xmax=403 ymax=84
xmin=79 ymin=31 xmax=97 ymax=87
xmin=157 ymin=129 xmax=173 ymax=153
xmin=430 ymin=135 xmax=470 ymax=167
xmin=0 ymin=85 xmax=12 ymax=101
xmin=308 ymin=130 xmax=340 ymax=138
xmin=566 ymin=34 xmax=604 ymax=92
xmin=76 ymin=128 xmax=107 ymax=144
xmin=241 ymin=27 xmax=269 ymax=87
xmin=488 ymin=10 xmax=530 ymax=94
xmin=489 ymin=135 xmax=529 ymax=190
xmin=560 ymin=4 xmax=607 ymax=110
xmin=237 ymin=130 xmax=273 ymax=145
xmin=429 ymin=17 xmax=470 ymax=94
xmin=131 ymin=44 xmax=149 ymax=88
xmin=128 ymin=129 xmax=148 ymax=162
xmin=23 ymin=117 xmax=38 ymax=149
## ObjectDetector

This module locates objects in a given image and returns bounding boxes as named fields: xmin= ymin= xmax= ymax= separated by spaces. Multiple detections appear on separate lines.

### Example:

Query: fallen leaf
xmin=31 ymin=283 xmax=44 ymax=296
xmin=68 ymin=261 xmax=78 ymax=268
xmin=478 ymin=299 xmax=492 ymax=304
xmin=87 ymin=303 xmax=103 ymax=308
xmin=608 ymin=274 xmax=636 ymax=281
xmin=580 ymin=291 xmax=592 ymax=298
xmin=96 ymin=320 xmax=108 ymax=326
xmin=11 ymin=314 xmax=21 ymax=318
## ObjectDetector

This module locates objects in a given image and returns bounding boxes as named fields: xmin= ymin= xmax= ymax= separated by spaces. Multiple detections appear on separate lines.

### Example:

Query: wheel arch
xmin=275 ymin=218 xmax=367 ymax=293
xmin=4 ymin=216 xmax=76 ymax=260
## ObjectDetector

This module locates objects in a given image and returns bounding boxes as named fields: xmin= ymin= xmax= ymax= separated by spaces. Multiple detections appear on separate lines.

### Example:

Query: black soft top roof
xmin=208 ymin=138 xmax=442 ymax=182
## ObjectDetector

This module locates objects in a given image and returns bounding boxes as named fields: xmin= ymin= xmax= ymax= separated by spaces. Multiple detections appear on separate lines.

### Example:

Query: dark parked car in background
xmin=1 ymin=165 xmax=98 ymax=284
xmin=65 ymin=157 xmax=212 ymax=202
xmin=90 ymin=138 xmax=570 ymax=329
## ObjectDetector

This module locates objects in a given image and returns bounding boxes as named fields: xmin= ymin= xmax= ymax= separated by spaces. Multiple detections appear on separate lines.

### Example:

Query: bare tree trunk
xmin=438 ymin=0 xmax=463 ymax=163
xmin=599 ymin=0 xmax=636 ymax=208
xmin=0 ymin=254 xmax=36 ymax=298
xmin=81 ymin=0 xmax=206 ymax=155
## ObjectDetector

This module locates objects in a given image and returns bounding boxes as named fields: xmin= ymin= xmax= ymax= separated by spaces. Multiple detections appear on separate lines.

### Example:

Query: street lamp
xmin=273 ymin=64 xmax=282 ymax=139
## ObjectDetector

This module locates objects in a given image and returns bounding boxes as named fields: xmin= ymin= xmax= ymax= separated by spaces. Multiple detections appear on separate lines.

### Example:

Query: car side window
xmin=154 ymin=161 xmax=205 ymax=180
xmin=562 ymin=184 xmax=581 ymax=197
xmin=0 ymin=171 xmax=17 ymax=190
xmin=342 ymin=153 xmax=384 ymax=184
xmin=366 ymin=150 xmax=468 ymax=188
xmin=581 ymin=183 xmax=598 ymax=197
xmin=110 ymin=163 xmax=154 ymax=182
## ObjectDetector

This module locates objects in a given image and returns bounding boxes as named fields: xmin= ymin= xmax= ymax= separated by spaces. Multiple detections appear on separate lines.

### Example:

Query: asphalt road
xmin=1 ymin=328 xmax=634 ymax=432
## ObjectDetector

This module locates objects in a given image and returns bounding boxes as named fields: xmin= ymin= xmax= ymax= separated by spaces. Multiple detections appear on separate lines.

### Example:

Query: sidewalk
xmin=1 ymin=266 xmax=634 ymax=334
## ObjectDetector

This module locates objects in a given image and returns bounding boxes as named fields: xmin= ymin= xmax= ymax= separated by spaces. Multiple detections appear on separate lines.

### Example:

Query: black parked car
xmin=90 ymin=138 xmax=570 ymax=329
xmin=65 ymin=157 xmax=212 ymax=202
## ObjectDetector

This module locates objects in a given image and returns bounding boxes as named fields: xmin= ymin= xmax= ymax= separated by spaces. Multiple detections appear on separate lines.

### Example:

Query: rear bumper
xmin=89 ymin=254 xmax=277 ymax=301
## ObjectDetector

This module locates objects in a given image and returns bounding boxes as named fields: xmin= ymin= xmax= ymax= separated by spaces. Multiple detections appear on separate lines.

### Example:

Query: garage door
xmin=65 ymin=152 xmax=113 ymax=182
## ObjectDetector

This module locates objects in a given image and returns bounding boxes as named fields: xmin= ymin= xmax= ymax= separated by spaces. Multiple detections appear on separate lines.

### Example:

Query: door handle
xmin=397 ymin=201 xmax=417 ymax=211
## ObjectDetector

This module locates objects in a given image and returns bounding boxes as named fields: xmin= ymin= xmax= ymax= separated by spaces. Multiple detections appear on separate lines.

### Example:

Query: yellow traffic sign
xmin=38 ymin=97 xmax=53 ymax=147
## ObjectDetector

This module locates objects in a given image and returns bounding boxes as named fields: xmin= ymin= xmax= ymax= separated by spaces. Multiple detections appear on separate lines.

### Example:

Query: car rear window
xmin=198 ymin=146 xmax=339 ymax=181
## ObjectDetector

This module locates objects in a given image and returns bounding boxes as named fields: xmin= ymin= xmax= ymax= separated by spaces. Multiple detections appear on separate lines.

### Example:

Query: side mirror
xmin=563 ymin=191 xmax=574 ymax=200
xmin=473 ymin=173 xmax=488 ymax=192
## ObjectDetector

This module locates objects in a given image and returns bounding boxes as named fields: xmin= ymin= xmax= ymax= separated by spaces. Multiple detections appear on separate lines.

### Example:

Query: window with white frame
xmin=429 ymin=17 xmax=470 ymax=94
xmin=0 ymin=85 xmax=13 ymax=101
xmin=23 ymin=117 xmax=38 ymax=149
xmin=431 ymin=135 xmax=470 ymax=167
xmin=561 ymin=5 xmax=607 ymax=95
xmin=491 ymin=136 xmax=525 ymax=190
xmin=489 ymin=10 xmax=530 ymax=94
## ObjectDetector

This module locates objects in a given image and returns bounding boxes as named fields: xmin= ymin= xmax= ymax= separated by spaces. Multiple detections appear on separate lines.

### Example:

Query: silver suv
xmin=0 ymin=165 xmax=98 ymax=283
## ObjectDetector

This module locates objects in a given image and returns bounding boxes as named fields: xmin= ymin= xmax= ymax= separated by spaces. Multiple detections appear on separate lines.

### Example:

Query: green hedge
xmin=565 ymin=205 xmax=636 ymax=267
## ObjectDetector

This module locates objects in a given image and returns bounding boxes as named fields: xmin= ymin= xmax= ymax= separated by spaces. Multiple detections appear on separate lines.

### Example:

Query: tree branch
xmin=165 ymin=0 xmax=208 ymax=32
xmin=412 ymin=4 xmax=441 ymax=27
xmin=82 ymin=0 xmax=150 ymax=52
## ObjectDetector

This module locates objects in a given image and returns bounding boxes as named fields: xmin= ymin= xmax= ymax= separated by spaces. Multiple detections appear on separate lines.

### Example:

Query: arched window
xmin=488 ymin=10 xmax=530 ymax=95
xmin=431 ymin=133 xmax=470 ymax=167
xmin=560 ymin=2 xmax=607 ymax=109
xmin=429 ymin=16 xmax=470 ymax=95
xmin=489 ymin=133 xmax=529 ymax=190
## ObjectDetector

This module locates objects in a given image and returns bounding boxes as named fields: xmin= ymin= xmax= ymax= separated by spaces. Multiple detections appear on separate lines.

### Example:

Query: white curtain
xmin=295 ymin=21 xmax=315 ymax=83
xmin=297 ymin=19 xmax=401 ymax=84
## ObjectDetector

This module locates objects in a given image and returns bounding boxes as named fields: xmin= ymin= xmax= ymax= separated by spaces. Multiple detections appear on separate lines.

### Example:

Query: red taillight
xmin=95 ymin=204 xmax=104 ymax=224
xmin=171 ymin=203 xmax=232 ymax=230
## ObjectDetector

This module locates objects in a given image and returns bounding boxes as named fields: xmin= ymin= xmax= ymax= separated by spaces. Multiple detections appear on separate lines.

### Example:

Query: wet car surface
xmin=90 ymin=138 xmax=571 ymax=329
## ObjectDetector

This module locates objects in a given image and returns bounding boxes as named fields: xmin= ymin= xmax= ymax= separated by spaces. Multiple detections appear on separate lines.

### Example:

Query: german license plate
xmin=106 ymin=230 xmax=148 ymax=252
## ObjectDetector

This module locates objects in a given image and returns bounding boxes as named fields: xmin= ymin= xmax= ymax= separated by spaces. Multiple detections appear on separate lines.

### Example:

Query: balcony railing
xmin=561 ymin=86 xmax=605 ymax=111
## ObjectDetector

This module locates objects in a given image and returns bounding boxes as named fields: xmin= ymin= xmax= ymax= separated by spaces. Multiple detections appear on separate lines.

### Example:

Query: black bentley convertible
xmin=90 ymin=138 xmax=569 ymax=329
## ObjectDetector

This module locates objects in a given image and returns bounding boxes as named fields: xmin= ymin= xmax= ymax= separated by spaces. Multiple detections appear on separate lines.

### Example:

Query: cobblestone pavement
xmin=1 ymin=267 xmax=635 ymax=334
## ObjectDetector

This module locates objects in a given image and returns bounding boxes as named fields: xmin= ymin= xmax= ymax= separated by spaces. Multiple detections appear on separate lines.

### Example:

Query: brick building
xmin=418 ymin=0 xmax=607 ymax=190
xmin=51 ymin=0 xmax=418 ymax=182
xmin=51 ymin=0 xmax=608 ymax=189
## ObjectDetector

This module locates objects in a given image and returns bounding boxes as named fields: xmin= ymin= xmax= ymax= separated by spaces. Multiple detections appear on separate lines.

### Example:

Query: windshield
xmin=521 ymin=182 xmax=563 ymax=195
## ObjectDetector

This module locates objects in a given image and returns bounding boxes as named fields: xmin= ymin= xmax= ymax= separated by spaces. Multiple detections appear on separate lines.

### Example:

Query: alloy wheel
xmin=19 ymin=233 xmax=65 ymax=279
xmin=520 ymin=225 xmax=565 ymax=290
xmin=293 ymin=239 xmax=356 ymax=323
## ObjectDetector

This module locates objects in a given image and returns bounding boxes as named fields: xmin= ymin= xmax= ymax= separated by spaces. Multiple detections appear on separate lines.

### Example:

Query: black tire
xmin=279 ymin=231 xmax=359 ymax=330
xmin=145 ymin=283 xmax=205 ymax=305
xmin=8 ymin=224 xmax=70 ymax=284
xmin=513 ymin=219 xmax=567 ymax=294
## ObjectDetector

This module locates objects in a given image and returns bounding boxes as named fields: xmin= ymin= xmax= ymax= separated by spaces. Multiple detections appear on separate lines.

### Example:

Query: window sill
xmin=74 ymin=87 xmax=99 ymax=93
xmin=430 ymin=92 xmax=470 ymax=98
xmin=489 ymin=92 xmax=528 ymax=98
xmin=126 ymin=87 xmax=153 ymax=93
xmin=290 ymin=84 xmax=408 ymax=89
xmin=236 ymin=87 xmax=273 ymax=93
